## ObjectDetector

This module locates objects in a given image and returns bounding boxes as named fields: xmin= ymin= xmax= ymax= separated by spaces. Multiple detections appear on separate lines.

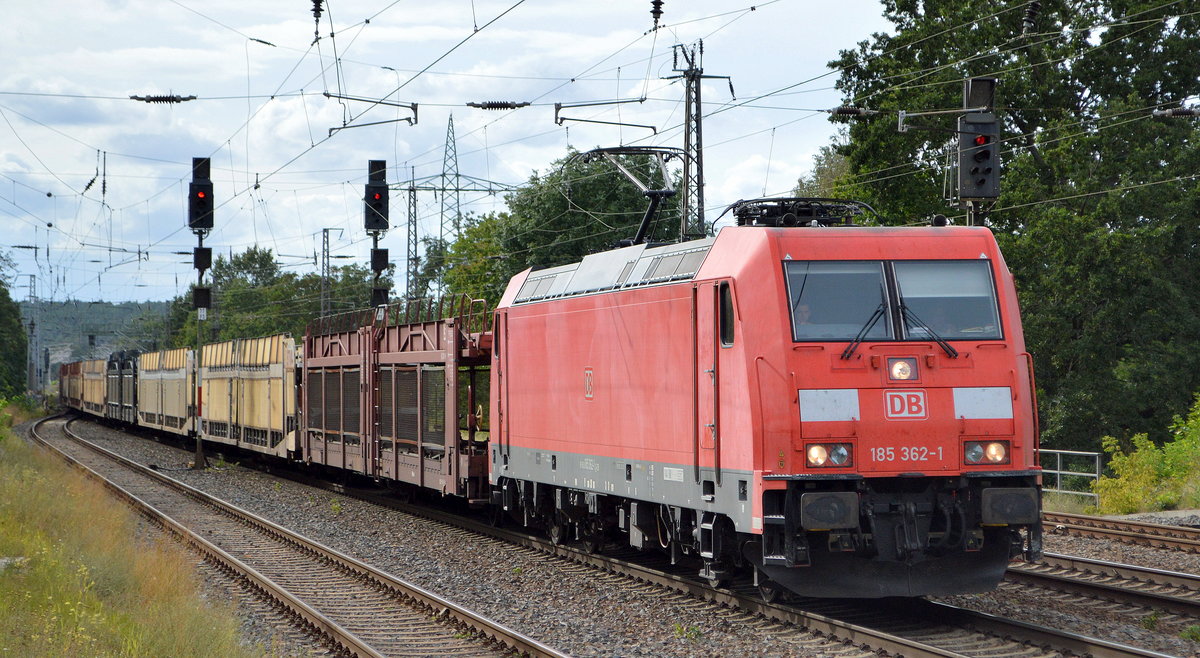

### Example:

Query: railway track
xmin=30 ymin=416 xmax=565 ymax=658
xmin=320 ymin=475 xmax=1174 ymax=656
xmin=52 ymin=416 xmax=1179 ymax=657
xmin=462 ymin=514 xmax=1177 ymax=657
xmin=1045 ymin=512 xmax=1200 ymax=552
xmin=1007 ymin=553 xmax=1200 ymax=620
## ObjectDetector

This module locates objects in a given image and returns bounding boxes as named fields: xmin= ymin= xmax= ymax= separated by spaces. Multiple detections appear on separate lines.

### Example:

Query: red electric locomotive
xmin=490 ymin=198 xmax=1042 ymax=598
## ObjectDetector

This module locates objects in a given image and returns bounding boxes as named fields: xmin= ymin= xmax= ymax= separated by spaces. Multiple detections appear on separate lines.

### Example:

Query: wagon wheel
xmin=581 ymin=533 xmax=603 ymax=554
xmin=393 ymin=486 xmax=413 ymax=505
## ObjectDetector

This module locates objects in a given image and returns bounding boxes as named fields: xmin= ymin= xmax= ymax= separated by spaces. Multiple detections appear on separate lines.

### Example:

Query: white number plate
xmin=869 ymin=446 xmax=944 ymax=462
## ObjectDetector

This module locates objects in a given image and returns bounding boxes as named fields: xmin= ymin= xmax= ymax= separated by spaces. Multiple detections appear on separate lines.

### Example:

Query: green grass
xmin=0 ymin=413 xmax=265 ymax=657
xmin=1040 ymin=491 xmax=1095 ymax=514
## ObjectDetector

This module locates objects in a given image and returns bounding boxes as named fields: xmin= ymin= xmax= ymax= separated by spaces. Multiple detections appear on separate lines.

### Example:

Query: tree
xmin=0 ymin=280 xmax=27 ymax=398
xmin=429 ymin=147 xmax=685 ymax=305
xmin=829 ymin=1 xmax=1200 ymax=449
xmin=139 ymin=246 xmax=390 ymax=348
xmin=794 ymin=137 xmax=852 ymax=198
xmin=498 ymin=148 xmax=682 ymax=274
xmin=441 ymin=215 xmax=511 ymax=305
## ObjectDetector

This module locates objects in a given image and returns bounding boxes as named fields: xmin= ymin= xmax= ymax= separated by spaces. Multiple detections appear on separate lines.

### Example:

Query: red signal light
xmin=373 ymin=192 xmax=382 ymax=201
xmin=197 ymin=191 xmax=207 ymax=198
xmin=974 ymin=134 xmax=989 ymax=146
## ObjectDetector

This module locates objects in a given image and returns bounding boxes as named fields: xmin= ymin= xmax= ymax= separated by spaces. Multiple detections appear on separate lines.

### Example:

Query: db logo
xmin=885 ymin=390 xmax=927 ymax=420
xmin=584 ymin=367 xmax=594 ymax=400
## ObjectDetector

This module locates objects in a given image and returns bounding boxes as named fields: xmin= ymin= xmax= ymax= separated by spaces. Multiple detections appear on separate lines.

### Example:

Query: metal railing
xmin=1040 ymin=448 xmax=1101 ymax=503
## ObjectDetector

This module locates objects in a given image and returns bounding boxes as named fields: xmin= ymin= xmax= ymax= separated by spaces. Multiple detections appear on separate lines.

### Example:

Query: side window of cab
xmin=719 ymin=282 xmax=735 ymax=347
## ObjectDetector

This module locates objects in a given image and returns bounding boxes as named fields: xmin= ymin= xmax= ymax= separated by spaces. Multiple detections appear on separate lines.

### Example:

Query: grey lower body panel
xmin=493 ymin=444 xmax=757 ymax=532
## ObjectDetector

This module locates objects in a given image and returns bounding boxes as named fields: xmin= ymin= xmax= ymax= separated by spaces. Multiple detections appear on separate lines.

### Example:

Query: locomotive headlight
xmin=985 ymin=441 xmax=1008 ymax=463
xmin=964 ymin=440 xmax=1010 ymax=465
xmin=888 ymin=357 xmax=918 ymax=381
xmin=965 ymin=442 xmax=984 ymax=464
xmin=807 ymin=443 xmax=852 ymax=467
xmin=807 ymin=444 xmax=828 ymax=466
xmin=828 ymin=444 xmax=850 ymax=466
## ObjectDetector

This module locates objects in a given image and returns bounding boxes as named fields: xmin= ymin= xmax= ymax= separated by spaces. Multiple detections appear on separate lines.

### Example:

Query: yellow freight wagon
xmin=200 ymin=334 xmax=297 ymax=458
xmin=81 ymin=359 xmax=107 ymax=417
xmin=137 ymin=348 xmax=194 ymax=436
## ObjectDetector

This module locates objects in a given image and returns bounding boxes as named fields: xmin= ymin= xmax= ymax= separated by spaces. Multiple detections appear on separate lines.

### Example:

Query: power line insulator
xmin=1152 ymin=107 xmax=1199 ymax=118
xmin=651 ymin=0 xmax=664 ymax=28
xmin=466 ymin=101 xmax=531 ymax=110
xmin=129 ymin=94 xmax=197 ymax=104
xmin=1022 ymin=1 xmax=1041 ymax=35
xmin=830 ymin=106 xmax=878 ymax=117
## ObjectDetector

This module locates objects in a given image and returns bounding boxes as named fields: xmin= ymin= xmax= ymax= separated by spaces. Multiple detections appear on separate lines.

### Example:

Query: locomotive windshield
xmin=785 ymin=261 xmax=891 ymax=341
xmin=894 ymin=260 xmax=1001 ymax=340
xmin=784 ymin=259 xmax=1002 ymax=342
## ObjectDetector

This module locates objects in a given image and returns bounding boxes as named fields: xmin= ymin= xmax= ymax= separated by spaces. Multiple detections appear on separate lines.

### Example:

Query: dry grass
xmin=0 ymin=416 xmax=264 ymax=657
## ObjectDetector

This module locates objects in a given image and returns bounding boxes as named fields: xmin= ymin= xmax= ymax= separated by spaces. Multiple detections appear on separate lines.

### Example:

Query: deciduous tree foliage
xmin=829 ymin=0 xmax=1200 ymax=449
xmin=0 ymin=280 xmax=28 ymax=398
xmin=0 ymin=251 xmax=27 ymax=397
xmin=143 ymin=246 xmax=390 ymax=348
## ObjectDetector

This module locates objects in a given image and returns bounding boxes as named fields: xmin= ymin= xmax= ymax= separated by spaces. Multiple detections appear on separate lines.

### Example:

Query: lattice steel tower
xmin=440 ymin=115 xmax=462 ymax=243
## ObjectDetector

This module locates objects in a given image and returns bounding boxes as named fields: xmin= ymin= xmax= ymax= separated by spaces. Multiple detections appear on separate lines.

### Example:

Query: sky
xmin=0 ymin=0 xmax=892 ymax=304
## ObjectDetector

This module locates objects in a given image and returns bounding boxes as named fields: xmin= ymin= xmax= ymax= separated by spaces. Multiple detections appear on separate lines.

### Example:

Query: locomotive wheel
xmin=756 ymin=569 xmax=783 ymax=603
xmin=548 ymin=513 xmax=568 ymax=545
xmin=581 ymin=518 xmax=604 ymax=554
xmin=486 ymin=503 xmax=505 ymax=528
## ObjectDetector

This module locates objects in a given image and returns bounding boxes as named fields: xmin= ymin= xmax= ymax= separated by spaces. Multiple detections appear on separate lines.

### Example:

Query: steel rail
xmin=31 ymin=416 xmax=565 ymax=658
xmin=1007 ymin=552 xmax=1200 ymax=619
xmin=1044 ymin=512 xmax=1200 ymax=553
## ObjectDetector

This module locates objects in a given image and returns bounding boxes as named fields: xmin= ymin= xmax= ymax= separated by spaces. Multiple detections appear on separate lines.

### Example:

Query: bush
xmin=0 ymin=395 xmax=45 ymax=426
xmin=1093 ymin=393 xmax=1200 ymax=514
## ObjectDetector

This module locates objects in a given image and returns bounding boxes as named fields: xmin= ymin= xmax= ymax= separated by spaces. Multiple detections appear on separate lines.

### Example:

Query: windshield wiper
xmin=900 ymin=303 xmax=959 ymax=358
xmin=841 ymin=303 xmax=886 ymax=360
